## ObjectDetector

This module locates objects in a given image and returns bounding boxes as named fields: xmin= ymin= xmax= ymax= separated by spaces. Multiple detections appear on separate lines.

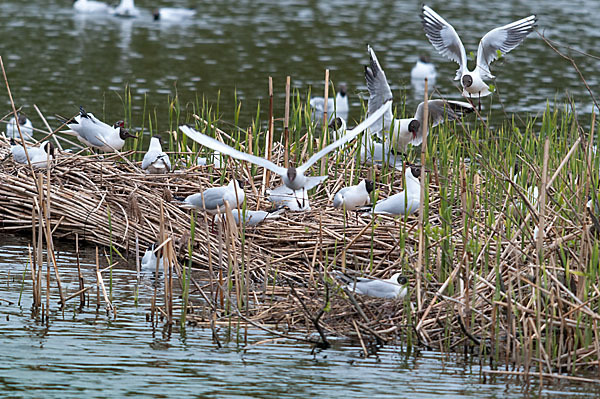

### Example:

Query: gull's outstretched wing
xmin=364 ymin=45 xmax=393 ymax=135
xmin=477 ymin=15 xmax=537 ymax=79
xmin=421 ymin=5 xmax=467 ymax=80
xmin=414 ymin=99 xmax=475 ymax=137
xmin=297 ymin=100 xmax=392 ymax=174
xmin=180 ymin=125 xmax=287 ymax=176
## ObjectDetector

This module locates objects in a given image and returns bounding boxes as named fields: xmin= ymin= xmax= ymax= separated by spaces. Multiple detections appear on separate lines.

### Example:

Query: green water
xmin=1 ymin=0 xmax=598 ymax=134
xmin=1 ymin=0 xmax=600 ymax=396
xmin=1 ymin=235 xmax=599 ymax=398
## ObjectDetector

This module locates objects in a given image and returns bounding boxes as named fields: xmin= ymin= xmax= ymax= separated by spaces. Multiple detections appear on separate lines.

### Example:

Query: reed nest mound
xmin=1 ymin=134 xmax=599 ymax=376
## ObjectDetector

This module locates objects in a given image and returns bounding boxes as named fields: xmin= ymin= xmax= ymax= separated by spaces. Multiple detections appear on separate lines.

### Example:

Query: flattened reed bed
xmin=1 ymin=107 xmax=600 ymax=379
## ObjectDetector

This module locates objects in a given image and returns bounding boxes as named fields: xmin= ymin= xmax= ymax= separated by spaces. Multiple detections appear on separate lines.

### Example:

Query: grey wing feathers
xmin=421 ymin=5 xmax=467 ymax=80
xmin=477 ymin=15 xmax=537 ymax=79
xmin=201 ymin=188 xmax=227 ymax=210
xmin=415 ymin=100 xmax=474 ymax=130
xmin=333 ymin=187 xmax=350 ymax=208
xmin=298 ymin=100 xmax=392 ymax=173
xmin=365 ymin=45 xmax=393 ymax=135
xmin=76 ymin=126 xmax=108 ymax=148
xmin=180 ymin=125 xmax=287 ymax=175
xmin=141 ymin=151 xmax=161 ymax=169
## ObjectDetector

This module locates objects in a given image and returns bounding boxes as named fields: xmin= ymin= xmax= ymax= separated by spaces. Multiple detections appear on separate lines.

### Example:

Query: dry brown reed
xmin=0 ymin=131 xmax=599 ymax=381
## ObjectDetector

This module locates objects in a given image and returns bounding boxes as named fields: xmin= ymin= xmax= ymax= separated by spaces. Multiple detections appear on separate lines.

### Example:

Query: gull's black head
xmin=328 ymin=117 xmax=344 ymax=131
xmin=119 ymin=126 xmax=137 ymax=140
xmin=410 ymin=166 xmax=421 ymax=179
xmin=339 ymin=83 xmax=347 ymax=97
xmin=419 ymin=54 xmax=430 ymax=63
xmin=462 ymin=74 xmax=473 ymax=88
xmin=512 ymin=159 xmax=522 ymax=177
xmin=236 ymin=179 xmax=245 ymax=189
xmin=152 ymin=8 xmax=160 ymax=20
xmin=152 ymin=134 xmax=163 ymax=144
xmin=287 ymin=166 xmax=297 ymax=182
xmin=364 ymin=179 xmax=374 ymax=193
xmin=44 ymin=141 xmax=55 ymax=157
xmin=408 ymin=119 xmax=420 ymax=136
xmin=397 ymin=275 xmax=408 ymax=285
xmin=18 ymin=113 xmax=27 ymax=126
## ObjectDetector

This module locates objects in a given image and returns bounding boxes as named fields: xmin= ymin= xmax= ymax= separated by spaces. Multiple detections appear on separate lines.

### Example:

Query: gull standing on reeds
xmin=111 ymin=0 xmax=140 ymax=17
xmin=61 ymin=106 xmax=137 ymax=152
xmin=214 ymin=206 xmax=287 ymax=227
xmin=180 ymin=100 xmax=391 ymax=198
xmin=365 ymin=45 xmax=474 ymax=152
xmin=333 ymin=179 xmax=374 ymax=212
xmin=421 ymin=5 xmax=537 ymax=109
xmin=73 ymin=0 xmax=111 ymax=13
xmin=142 ymin=135 xmax=171 ymax=174
xmin=267 ymin=185 xmax=311 ymax=211
xmin=181 ymin=179 xmax=245 ymax=215
xmin=369 ymin=166 xmax=421 ymax=216
xmin=310 ymin=83 xmax=349 ymax=122
xmin=9 ymin=139 xmax=54 ymax=169
xmin=153 ymin=7 xmax=196 ymax=21
xmin=6 ymin=113 xmax=33 ymax=140
xmin=334 ymin=271 xmax=409 ymax=299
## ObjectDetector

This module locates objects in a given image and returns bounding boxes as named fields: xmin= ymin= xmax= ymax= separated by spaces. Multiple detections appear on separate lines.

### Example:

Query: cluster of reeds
xmin=1 ymin=61 xmax=600 ymax=381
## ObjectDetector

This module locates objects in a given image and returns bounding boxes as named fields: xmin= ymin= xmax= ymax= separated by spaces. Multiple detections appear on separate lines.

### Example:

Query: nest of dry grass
xmin=1 ymin=136 xmax=599 ymax=378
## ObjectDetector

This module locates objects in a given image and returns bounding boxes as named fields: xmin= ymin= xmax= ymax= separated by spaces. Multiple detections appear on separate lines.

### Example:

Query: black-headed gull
xmin=10 ymin=139 xmax=54 ymax=169
xmin=180 ymin=100 xmax=391 ymax=195
xmin=181 ymin=179 xmax=245 ymax=215
xmin=73 ymin=0 xmax=110 ymax=13
xmin=64 ymin=106 xmax=136 ymax=152
xmin=267 ymin=185 xmax=311 ymax=211
xmin=334 ymin=271 xmax=409 ymax=299
xmin=6 ymin=113 xmax=33 ymax=140
xmin=421 ymin=5 xmax=536 ymax=105
xmin=310 ymin=83 xmax=349 ymax=122
xmin=153 ymin=7 xmax=196 ymax=21
xmin=372 ymin=166 xmax=421 ymax=215
xmin=111 ymin=0 xmax=140 ymax=17
xmin=142 ymin=135 xmax=171 ymax=174
xmin=333 ymin=179 xmax=374 ymax=211
xmin=365 ymin=45 xmax=474 ymax=151
xmin=215 ymin=206 xmax=287 ymax=227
